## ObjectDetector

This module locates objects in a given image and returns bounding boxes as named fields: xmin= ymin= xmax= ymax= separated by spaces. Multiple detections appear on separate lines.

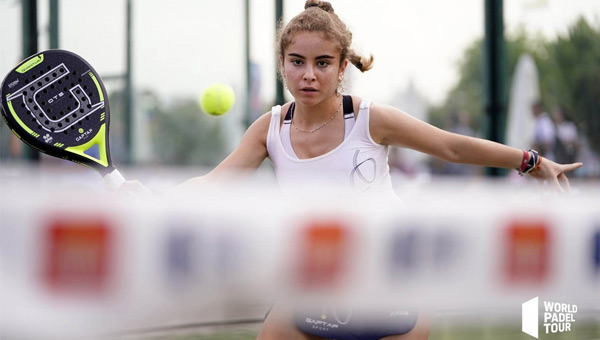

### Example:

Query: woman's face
xmin=281 ymin=31 xmax=347 ymax=106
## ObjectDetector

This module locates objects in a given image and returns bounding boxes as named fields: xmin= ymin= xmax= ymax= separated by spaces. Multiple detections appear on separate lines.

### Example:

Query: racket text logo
xmin=304 ymin=317 xmax=341 ymax=331
xmin=47 ymin=92 xmax=65 ymax=104
xmin=76 ymin=128 xmax=93 ymax=142
xmin=8 ymin=79 xmax=19 ymax=89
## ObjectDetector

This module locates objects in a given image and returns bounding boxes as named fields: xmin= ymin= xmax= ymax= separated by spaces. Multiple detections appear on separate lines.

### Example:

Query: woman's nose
xmin=303 ymin=66 xmax=316 ymax=81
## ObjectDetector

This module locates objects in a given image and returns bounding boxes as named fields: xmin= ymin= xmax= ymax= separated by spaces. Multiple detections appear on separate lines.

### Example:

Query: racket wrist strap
xmin=103 ymin=169 xmax=126 ymax=191
xmin=517 ymin=149 xmax=540 ymax=176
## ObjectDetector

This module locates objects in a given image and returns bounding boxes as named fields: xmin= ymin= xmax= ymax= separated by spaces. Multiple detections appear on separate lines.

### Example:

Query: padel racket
xmin=1 ymin=49 xmax=125 ymax=190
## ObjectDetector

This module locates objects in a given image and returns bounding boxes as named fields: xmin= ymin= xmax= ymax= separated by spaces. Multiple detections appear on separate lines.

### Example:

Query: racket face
xmin=1 ymin=50 xmax=114 ymax=175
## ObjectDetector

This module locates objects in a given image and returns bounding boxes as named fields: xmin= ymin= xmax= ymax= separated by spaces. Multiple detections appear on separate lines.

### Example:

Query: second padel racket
xmin=1 ymin=49 xmax=125 ymax=190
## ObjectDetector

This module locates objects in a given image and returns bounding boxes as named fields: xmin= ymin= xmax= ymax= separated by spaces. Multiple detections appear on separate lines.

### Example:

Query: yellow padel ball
xmin=200 ymin=83 xmax=235 ymax=116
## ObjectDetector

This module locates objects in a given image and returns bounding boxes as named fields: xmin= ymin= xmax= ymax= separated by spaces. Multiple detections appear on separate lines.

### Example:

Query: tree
xmin=431 ymin=17 xmax=600 ymax=156
xmin=429 ymin=39 xmax=484 ymax=131
xmin=541 ymin=18 xmax=600 ymax=155
xmin=150 ymin=98 xmax=228 ymax=166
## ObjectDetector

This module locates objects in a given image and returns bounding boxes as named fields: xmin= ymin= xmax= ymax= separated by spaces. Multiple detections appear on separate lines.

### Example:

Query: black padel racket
xmin=1 ymin=50 xmax=125 ymax=190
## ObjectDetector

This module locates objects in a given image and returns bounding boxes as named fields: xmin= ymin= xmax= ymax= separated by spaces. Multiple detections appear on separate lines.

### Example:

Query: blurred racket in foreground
xmin=1 ymin=49 xmax=125 ymax=190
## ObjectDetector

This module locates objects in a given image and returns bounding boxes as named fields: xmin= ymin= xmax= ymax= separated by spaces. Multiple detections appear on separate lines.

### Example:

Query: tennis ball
xmin=200 ymin=83 xmax=235 ymax=116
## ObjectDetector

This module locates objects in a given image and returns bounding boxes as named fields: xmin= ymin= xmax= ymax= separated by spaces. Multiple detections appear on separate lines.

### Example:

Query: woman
xmin=133 ymin=1 xmax=579 ymax=339
xmin=178 ymin=1 xmax=578 ymax=196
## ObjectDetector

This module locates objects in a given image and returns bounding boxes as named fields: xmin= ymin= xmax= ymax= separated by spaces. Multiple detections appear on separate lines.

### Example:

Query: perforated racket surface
xmin=1 ymin=50 xmax=124 ymax=188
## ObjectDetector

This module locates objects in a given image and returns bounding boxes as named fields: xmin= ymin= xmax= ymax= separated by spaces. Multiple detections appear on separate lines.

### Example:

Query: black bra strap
xmin=342 ymin=95 xmax=354 ymax=116
xmin=285 ymin=96 xmax=352 ymax=122
xmin=284 ymin=102 xmax=294 ymax=123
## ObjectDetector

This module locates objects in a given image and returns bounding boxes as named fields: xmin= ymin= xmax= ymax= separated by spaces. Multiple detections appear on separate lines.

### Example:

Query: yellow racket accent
xmin=89 ymin=72 xmax=104 ymax=102
xmin=65 ymin=123 xmax=109 ymax=167
xmin=7 ymin=100 xmax=40 ymax=138
xmin=16 ymin=54 xmax=44 ymax=74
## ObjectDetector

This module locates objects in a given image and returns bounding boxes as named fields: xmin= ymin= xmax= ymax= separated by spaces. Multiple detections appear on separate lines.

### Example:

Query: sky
xmin=1 ymin=0 xmax=599 ymax=120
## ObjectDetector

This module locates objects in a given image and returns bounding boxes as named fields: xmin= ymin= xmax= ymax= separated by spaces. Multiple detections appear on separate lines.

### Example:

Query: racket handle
xmin=103 ymin=168 xmax=126 ymax=191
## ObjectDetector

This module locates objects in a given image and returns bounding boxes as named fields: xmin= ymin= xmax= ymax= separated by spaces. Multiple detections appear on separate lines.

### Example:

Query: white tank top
xmin=266 ymin=96 xmax=394 ymax=197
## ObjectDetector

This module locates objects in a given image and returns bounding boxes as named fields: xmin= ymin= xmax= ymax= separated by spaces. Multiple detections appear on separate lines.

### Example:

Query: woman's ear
xmin=280 ymin=56 xmax=285 ymax=74
xmin=339 ymin=59 xmax=348 ymax=81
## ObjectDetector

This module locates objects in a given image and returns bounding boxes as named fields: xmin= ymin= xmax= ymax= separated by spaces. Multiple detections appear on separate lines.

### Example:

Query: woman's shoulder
xmin=348 ymin=95 xmax=363 ymax=115
xmin=363 ymin=99 xmax=401 ymax=117
xmin=347 ymin=95 xmax=385 ymax=113
xmin=271 ymin=101 xmax=295 ymax=125
xmin=348 ymin=95 xmax=389 ymax=116
xmin=248 ymin=102 xmax=294 ymax=130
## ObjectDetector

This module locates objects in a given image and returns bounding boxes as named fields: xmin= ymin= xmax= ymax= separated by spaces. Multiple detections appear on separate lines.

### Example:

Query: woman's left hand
xmin=528 ymin=157 xmax=582 ymax=193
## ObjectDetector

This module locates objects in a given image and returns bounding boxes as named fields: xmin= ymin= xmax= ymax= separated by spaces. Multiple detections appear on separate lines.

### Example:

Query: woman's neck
xmin=293 ymin=93 xmax=342 ymax=124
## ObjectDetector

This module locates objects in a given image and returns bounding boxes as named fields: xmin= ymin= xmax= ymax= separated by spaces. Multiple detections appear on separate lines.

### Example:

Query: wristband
xmin=519 ymin=149 xmax=529 ymax=173
xmin=517 ymin=149 xmax=540 ymax=176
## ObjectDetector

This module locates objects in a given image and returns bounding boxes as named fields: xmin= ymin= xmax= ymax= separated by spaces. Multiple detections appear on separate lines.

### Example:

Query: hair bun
xmin=304 ymin=0 xmax=334 ymax=13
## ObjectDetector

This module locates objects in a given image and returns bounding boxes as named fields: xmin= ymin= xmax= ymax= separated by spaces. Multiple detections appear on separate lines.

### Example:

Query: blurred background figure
xmin=531 ymin=101 xmax=555 ymax=160
xmin=574 ymin=124 xmax=600 ymax=179
xmin=552 ymin=106 xmax=579 ymax=164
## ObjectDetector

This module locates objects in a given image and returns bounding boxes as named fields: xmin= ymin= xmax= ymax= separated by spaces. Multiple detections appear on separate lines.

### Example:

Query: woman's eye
xmin=317 ymin=61 xmax=329 ymax=67
xmin=291 ymin=60 xmax=303 ymax=66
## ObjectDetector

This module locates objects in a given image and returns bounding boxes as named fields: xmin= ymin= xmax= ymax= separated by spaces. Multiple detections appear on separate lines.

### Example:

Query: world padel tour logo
xmin=522 ymin=297 xmax=577 ymax=338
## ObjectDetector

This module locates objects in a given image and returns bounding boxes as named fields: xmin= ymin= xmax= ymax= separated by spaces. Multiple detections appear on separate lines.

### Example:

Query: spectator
xmin=552 ymin=106 xmax=579 ymax=164
xmin=531 ymin=101 xmax=556 ymax=160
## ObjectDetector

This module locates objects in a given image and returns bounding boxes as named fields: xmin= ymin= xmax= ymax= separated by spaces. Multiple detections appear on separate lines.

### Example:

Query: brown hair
xmin=276 ymin=0 xmax=373 ymax=77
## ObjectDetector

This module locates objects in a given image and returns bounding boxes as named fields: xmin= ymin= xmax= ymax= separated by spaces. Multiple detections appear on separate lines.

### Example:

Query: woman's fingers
xmin=551 ymin=176 xmax=565 ymax=193
xmin=558 ymin=172 xmax=571 ymax=193
xmin=553 ymin=162 xmax=580 ymax=194
xmin=530 ymin=160 xmax=581 ymax=194
xmin=562 ymin=162 xmax=583 ymax=174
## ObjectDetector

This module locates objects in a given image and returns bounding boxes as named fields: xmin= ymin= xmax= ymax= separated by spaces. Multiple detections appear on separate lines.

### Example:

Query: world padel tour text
xmin=543 ymin=301 xmax=577 ymax=334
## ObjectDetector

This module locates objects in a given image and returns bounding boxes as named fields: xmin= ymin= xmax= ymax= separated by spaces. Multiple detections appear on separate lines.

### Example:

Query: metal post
xmin=275 ymin=0 xmax=284 ymax=105
xmin=244 ymin=0 xmax=251 ymax=127
xmin=49 ymin=0 xmax=59 ymax=49
xmin=124 ymin=0 xmax=133 ymax=163
xmin=22 ymin=0 xmax=39 ymax=160
xmin=483 ymin=0 xmax=507 ymax=176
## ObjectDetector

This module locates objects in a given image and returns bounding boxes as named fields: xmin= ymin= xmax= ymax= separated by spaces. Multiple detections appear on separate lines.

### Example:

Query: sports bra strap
xmin=284 ymin=95 xmax=353 ymax=123
xmin=284 ymin=102 xmax=294 ymax=123
xmin=342 ymin=95 xmax=354 ymax=118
